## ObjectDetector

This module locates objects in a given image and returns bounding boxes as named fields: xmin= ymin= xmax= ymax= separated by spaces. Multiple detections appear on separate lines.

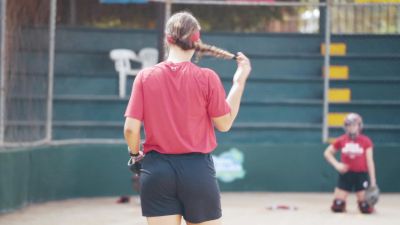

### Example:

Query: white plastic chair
xmin=109 ymin=49 xmax=141 ymax=98
xmin=138 ymin=48 xmax=159 ymax=69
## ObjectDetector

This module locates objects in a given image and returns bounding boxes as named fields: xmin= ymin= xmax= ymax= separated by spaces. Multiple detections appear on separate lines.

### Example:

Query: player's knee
xmin=331 ymin=199 xmax=346 ymax=213
xmin=358 ymin=201 xmax=374 ymax=214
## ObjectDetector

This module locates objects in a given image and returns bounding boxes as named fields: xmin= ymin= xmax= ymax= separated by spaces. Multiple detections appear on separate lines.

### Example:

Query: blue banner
xmin=100 ymin=0 xmax=148 ymax=4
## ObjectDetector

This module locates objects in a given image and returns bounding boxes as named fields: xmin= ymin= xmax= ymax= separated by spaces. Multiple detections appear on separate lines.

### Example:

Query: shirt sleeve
xmin=364 ymin=136 xmax=374 ymax=149
xmin=206 ymin=69 xmax=231 ymax=118
xmin=124 ymin=72 xmax=144 ymax=121
xmin=332 ymin=137 xmax=343 ymax=151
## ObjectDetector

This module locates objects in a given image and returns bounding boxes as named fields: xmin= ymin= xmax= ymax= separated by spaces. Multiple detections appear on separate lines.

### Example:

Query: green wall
xmin=1 ymin=143 xmax=399 ymax=213
xmin=0 ymin=144 xmax=132 ymax=213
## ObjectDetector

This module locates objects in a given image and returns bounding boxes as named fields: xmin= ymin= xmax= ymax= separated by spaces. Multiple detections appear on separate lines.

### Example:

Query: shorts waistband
xmin=147 ymin=150 xmax=210 ymax=158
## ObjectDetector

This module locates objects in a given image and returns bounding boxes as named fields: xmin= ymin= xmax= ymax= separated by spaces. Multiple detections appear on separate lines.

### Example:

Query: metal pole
xmin=165 ymin=0 xmax=172 ymax=23
xmin=0 ymin=0 xmax=7 ymax=146
xmin=46 ymin=0 xmax=57 ymax=143
xmin=397 ymin=5 xmax=400 ymax=34
xmin=319 ymin=0 xmax=326 ymax=35
xmin=322 ymin=0 xmax=331 ymax=143
xmin=163 ymin=0 xmax=172 ymax=60
xmin=69 ymin=0 xmax=77 ymax=26
xmin=156 ymin=0 xmax=172 ymax=62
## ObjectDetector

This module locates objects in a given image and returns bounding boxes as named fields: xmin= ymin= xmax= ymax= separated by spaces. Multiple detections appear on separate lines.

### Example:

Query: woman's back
xmin=125 ymin=61 xmax=230 ymax=154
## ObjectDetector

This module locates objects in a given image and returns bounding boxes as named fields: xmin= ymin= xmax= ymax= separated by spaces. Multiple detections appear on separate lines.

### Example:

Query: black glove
xmin=127 ymin=151 xmax=144 ymax=175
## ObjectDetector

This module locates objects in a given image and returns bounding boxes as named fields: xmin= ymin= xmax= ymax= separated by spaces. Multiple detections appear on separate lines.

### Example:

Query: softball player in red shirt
xmin=324 ymin=113 xmax=377 ymax=214
xmin=124 ymin=11 xmax=251 ymax=225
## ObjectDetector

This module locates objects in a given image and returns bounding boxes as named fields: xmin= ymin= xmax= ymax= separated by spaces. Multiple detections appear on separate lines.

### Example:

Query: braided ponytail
xmin=194 ymin=41 xmax=236 ymax=62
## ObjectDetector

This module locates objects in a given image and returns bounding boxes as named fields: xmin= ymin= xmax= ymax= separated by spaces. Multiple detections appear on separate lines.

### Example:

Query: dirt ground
xmin=1 ymin=193 xmax=399 ymax=225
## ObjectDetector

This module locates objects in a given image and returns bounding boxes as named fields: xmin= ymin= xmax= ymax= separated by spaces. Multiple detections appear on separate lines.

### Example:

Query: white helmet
xmin=344 ymin=113 xmax=363 ymax=138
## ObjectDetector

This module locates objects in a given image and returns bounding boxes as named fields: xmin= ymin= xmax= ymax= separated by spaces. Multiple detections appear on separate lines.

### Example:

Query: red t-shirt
xmin=124 ymin=61 xmax=231 ymax=154
xmin=332 ymin=134 xmax=373 ymax=172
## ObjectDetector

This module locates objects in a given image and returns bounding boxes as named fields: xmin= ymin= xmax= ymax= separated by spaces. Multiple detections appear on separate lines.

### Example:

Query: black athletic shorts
xmin=139 ymin=150 xmax=221 ymax=223
xmin=337 ymin=171 xmax=369 ymax=192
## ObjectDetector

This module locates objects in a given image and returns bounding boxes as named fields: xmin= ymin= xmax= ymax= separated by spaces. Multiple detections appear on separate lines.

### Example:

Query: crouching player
xmin=324 ymin=113 xmax=377 ymax=214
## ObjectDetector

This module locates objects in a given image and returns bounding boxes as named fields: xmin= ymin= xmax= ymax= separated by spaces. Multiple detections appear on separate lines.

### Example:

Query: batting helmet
xmin=344 ymin=113 xmax=363 ymax=138
xmin=344 ymin=113 xmax=363 ymax=128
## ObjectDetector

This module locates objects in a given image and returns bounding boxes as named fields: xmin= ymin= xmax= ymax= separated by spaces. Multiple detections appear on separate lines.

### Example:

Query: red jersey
xmin=332 ymin=134 xmax=373 ymax=172
xmin=124 ymin=61 xmax=231 ymax=154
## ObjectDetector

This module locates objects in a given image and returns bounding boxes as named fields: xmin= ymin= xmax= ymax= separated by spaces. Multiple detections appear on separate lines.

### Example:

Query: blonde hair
xmin=165 ymin=11 xmax=236 ymax=61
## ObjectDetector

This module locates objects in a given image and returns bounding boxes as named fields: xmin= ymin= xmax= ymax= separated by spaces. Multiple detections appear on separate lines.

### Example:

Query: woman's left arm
xmin=366 ymin=147 xmax=377 ymax=187
xmin=124 ymin=117 xmax=142 ymax=155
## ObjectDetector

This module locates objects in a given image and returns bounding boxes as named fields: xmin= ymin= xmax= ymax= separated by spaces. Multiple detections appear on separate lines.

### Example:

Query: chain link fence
xmin=0 ymin=0 xmax=55 ymax=148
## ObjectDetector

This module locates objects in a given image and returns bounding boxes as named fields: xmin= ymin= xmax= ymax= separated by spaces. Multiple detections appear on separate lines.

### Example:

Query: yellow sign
xmin=328 ymin=89 xmax=351 ymax=103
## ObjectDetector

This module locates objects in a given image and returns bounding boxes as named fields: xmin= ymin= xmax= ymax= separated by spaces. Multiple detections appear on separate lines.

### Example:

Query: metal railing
xmin=332 ymin=1 xmax=400 ymax=34
xmin=155 ymin=0 xmax=400 ymax=34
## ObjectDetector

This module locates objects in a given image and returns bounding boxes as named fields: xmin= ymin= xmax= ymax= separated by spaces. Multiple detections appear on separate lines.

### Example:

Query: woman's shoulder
xmin=334 ymin=134 xmax=348 ymax=143
xmin=195 ymin=67 xmax=221 ymax=85
xmin=358 ymin=134 xmax=373 ymax=143
xmin=199 ymin=67 xmax=218 ymax=76
xmin=138 ymin=63 xmax=165 ymax=78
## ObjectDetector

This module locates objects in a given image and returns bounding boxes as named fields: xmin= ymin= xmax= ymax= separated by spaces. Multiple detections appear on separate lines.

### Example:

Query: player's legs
xmin=334 ymin=187 xmax=349 ymax=200
xmin=331 ymin=171 xmax=352 ymax=212
xmin=355 ymin=172 xmax=373 ymax=214
xmin=186 ymin=218 xmax=222 ymax=225
xmin=331 ymin=188 xmax=349 ymax=212
xmin=147 ymin=215 xmax=182 ymax=225
xmin=357 ymin=193 xmax=374 ymax=214
xmin=355 ymin=190 xmax=365 ymax=201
